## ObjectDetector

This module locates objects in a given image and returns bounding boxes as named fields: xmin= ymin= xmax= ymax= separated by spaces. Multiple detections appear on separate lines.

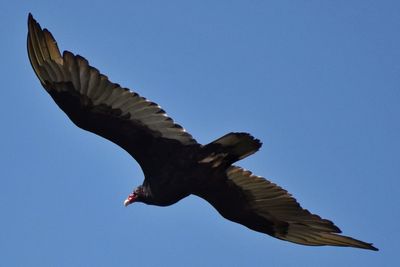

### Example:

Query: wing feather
xmin=198 ymin=166 xmax=377 ymax=251
xmin=86 ymin=68 xmax=100 ymax=97
xmin=27 ymin=14 xmax=197 ymax=171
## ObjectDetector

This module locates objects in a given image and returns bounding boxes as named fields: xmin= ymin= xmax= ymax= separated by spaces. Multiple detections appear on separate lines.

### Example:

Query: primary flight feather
xmin=27 ymin=14 xmax=377 ymax=251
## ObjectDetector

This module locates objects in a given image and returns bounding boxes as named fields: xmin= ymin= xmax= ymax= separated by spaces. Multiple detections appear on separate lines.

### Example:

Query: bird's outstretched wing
xmin=27 ymin=14 xmax=197 ymax=172
xmin=198 ymin=166 xmax=378 ymax=250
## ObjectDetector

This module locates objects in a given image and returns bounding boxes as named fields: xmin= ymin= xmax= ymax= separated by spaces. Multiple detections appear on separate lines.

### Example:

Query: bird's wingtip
xmin=28 ymin=13 xmax=36 ymax=27
xmin=369 ymin=244 xmax=379 ymax=251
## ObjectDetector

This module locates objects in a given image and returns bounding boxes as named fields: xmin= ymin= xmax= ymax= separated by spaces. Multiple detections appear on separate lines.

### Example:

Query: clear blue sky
xmin=1 ymin=1 xmax=398 ymax=266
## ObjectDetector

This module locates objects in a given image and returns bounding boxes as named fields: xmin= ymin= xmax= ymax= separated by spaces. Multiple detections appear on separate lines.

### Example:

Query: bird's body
xmin=27 ymin=14 xmax=378 ymax=251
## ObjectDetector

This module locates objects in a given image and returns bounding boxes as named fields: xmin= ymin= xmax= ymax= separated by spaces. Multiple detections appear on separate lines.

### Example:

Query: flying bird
xmin=27 ymin=14 xmax=377 ymax=251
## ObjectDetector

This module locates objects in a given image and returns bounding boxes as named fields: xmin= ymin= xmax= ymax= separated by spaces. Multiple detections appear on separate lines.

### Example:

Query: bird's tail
xmin=199 ymin=132 xmax=262 ymax=167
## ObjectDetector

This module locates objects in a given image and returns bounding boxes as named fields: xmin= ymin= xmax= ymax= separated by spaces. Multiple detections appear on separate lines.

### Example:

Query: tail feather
xmin=200 ymin=132 xmax=262 ymax=167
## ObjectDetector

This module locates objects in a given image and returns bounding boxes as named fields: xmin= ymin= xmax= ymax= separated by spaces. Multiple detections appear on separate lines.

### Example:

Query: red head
xmin=123 ymin=186 xmax=144 ymax=207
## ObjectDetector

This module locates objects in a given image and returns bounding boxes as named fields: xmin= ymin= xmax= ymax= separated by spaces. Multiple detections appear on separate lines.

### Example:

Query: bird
xmin=27 ymin=13 xmax=377 ymax=251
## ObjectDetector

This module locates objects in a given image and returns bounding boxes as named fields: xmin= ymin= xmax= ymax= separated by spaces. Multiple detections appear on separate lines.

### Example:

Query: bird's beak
xmin=124 ymin=193 xmax=137 ymax=207
xmin=124 ymin=198 xmax=131 ymax=207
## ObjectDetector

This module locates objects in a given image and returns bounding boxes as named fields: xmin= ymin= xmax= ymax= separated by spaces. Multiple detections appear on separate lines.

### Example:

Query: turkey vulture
xmin=27 ymin=14 xmax=377 ymax=251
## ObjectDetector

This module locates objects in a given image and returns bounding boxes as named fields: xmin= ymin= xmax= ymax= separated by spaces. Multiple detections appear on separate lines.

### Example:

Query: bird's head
xmin=124 ymin=186 xmax=145 ymax=207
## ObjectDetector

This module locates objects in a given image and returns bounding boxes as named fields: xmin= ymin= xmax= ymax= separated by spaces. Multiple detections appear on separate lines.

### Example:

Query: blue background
xmin=1 ymin=1 xmax=398 ymax=266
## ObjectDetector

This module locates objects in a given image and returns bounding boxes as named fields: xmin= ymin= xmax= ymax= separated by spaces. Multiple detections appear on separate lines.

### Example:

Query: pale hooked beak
xmin=124 ymin=193 xmax=137 ymax=207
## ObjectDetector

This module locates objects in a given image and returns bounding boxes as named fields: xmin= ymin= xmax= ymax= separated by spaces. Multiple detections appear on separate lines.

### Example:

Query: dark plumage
xmin=27 ymin=14 xmax=377 ymax=251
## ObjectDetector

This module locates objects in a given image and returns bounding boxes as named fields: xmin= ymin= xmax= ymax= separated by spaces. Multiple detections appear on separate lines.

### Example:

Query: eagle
xmin=27 ymin=14 xmax=377 ymax=251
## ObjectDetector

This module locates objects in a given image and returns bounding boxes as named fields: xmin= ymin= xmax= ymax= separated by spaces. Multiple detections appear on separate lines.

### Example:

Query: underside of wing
xmin=199 ymin=166 xmax=378 ymax=251
xmin=27 ymin=14 xmax=197 ymax=169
